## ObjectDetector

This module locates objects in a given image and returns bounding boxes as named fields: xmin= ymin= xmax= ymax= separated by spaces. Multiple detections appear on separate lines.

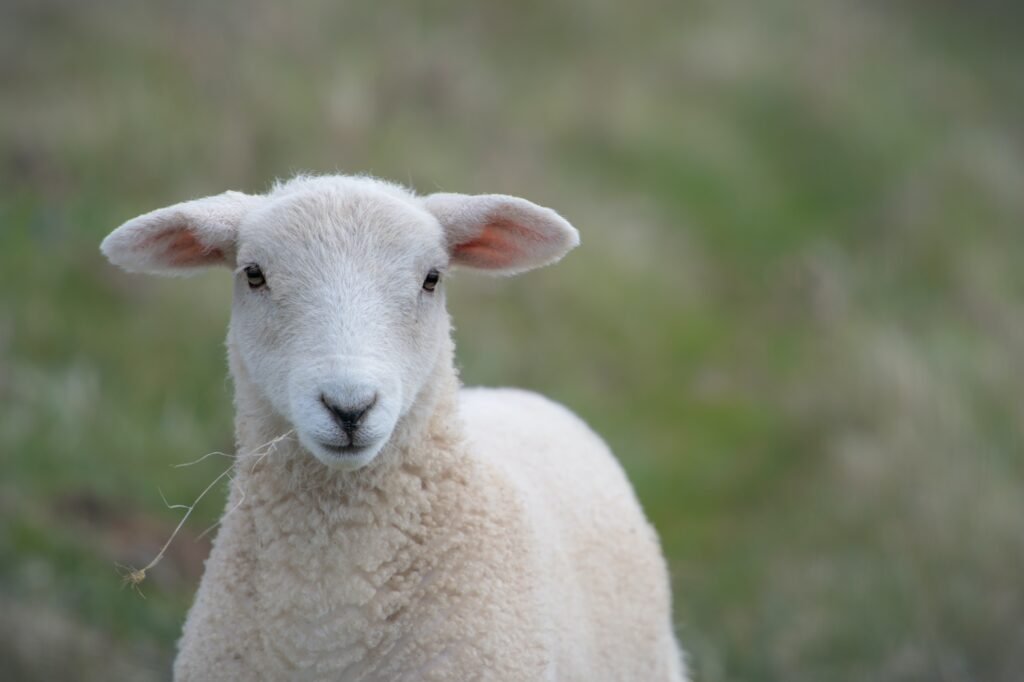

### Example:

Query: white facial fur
xmin=230 ymin=182 xmax=450 ymax=468
xmin=101 ymin=175 xmax=578 ymax=470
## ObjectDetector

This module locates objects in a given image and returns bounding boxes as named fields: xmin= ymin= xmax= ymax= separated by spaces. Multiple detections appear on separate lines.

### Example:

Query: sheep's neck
xmin=214 ymin=341 xmax=471 ymax=673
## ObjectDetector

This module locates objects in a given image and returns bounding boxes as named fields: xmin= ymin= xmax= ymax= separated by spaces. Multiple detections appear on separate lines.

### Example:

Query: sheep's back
xmin=458 ymin=387 xmax=684 ymax=681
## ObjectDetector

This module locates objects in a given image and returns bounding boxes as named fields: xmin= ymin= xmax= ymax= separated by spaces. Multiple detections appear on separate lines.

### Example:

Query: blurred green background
xmin=2 ymin=0 xmax=1023 ymax=680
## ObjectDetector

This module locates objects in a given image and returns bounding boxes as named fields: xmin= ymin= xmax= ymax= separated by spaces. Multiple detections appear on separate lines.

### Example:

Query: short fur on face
xmin=101 ymin=174 xmax=579 ymax=469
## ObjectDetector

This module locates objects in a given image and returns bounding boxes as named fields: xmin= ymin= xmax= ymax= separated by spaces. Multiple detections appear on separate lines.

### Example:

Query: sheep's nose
xmin=321 ymin=393 xmax=378 ymax=434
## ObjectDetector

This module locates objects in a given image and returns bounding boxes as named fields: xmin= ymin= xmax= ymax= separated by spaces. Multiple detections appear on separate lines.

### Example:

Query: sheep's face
xmin=101 ymin=175 xmax=578 ymax=470
xmin=228 ymin=188 xmax=451 ymax=469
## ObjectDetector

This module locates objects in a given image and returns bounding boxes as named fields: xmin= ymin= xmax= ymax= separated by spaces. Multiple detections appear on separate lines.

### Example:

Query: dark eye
xmin=244 ymin=264 xmax=266 ymax=289
xmin=422 ymin=268 xmax=441 ymax=292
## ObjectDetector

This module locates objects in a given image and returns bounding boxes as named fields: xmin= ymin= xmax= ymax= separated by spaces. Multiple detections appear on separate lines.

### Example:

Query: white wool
xmin=102 ymin=174 xmax=686 ymax=681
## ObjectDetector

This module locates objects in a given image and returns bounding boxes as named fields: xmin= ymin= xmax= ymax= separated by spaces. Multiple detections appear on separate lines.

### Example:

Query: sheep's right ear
xmin=100 ymin=191 xmax=262 ymax=276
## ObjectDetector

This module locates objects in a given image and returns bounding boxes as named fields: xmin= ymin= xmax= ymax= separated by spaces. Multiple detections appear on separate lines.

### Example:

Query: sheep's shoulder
xmin=458 ymin=387 xmax=637 ymax=503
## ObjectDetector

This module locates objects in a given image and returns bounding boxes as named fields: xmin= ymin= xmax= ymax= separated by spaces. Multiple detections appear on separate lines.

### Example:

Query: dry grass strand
xmin=116 ymin=430 xmax=295 ymax=593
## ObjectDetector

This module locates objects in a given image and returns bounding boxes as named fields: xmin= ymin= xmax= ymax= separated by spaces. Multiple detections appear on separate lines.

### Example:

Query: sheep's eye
xmin=422 ymin=268 xmax=441 ymax=292
xmin=244 ymin=264 xmax=266 ymax=289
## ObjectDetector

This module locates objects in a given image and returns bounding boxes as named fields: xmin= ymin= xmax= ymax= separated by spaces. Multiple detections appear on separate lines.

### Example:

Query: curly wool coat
xmin=175 ymin=337 xmax=684 ymax=681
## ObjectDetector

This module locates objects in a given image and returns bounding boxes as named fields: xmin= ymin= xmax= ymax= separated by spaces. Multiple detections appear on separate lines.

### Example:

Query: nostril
xmin=320 ymin=393 xmax=378 ymax=432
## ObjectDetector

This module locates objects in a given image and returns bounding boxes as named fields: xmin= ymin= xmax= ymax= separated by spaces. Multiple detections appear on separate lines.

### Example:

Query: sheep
xmin=101 ymin=174 xmax=687 ymax=682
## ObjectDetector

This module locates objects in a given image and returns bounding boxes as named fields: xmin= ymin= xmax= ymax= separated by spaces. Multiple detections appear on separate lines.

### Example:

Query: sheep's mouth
xmin=297 ymin=432 xmax=385 ymax=471
xmin=319 ymin=441 xmax=372 ymax=457
xmin=309 ymin=438 xmax=386 ymax=471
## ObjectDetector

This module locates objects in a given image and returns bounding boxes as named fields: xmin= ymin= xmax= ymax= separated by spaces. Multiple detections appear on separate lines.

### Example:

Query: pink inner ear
xmin=452 ymin=217 xmax=536 ymax=270
xmin=142 ymin=227 xmax=224 ymax=267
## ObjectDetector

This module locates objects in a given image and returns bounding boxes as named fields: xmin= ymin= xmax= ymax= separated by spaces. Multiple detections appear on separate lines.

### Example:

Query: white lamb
xmin=101 ymin=174 xmax=686 ymax=681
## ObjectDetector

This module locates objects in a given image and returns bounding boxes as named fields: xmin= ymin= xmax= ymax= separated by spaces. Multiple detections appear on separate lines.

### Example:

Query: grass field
xmin=2 ymin=1 xmax=1023 ymax=680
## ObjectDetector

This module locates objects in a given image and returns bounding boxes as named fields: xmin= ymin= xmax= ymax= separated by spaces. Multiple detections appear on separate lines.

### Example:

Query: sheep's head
xmin=101 ymin=175 xmax=578 ymax=470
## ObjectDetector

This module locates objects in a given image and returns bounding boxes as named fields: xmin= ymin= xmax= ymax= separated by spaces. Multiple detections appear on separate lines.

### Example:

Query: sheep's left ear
xmin=101 ymin=191 xmax=262 ymax=276
xmin=423 ymin=193 xmax=579 ymax=275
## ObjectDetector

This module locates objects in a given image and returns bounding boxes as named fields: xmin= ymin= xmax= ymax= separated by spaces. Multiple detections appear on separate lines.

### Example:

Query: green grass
xmin=2 ymin=0 xmax=1023 ymax=679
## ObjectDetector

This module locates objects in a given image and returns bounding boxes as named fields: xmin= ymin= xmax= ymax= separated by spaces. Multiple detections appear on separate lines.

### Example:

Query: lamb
xmin=101 ymin=174 xmax=687 ymax=682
